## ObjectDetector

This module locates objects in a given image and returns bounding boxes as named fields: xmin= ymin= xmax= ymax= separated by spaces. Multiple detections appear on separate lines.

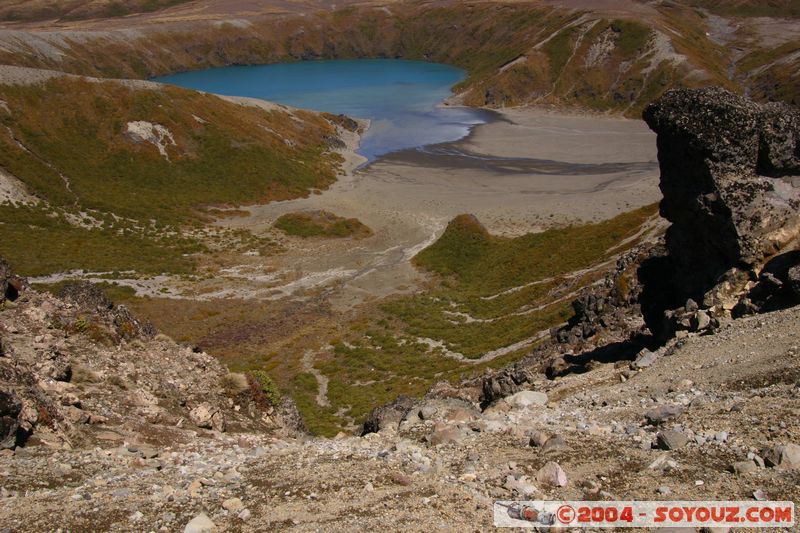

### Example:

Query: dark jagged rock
xmin=481 ymin=359 xmax=535 ymax=407
xmin=57 ymin=281 xmax=156 ymax=341
xmin=0 ymin=258 xmax=25 ymax=303
xmin=275 ymin=397 xmax=307 ymax=436
xmin=789 ymin=264 xmax=800 ymax=297
xmin=361 ymin=395 xmax=417 ymax=435
xmin=57 ymin=281 xmax=113 ymax=310
xmin=0 ymin=391 xmax=23 ymax=450
xmin=555 ymin=243 xmax=657 ymax=347
xmin=641 ymin=88 xmax=800 ymax=339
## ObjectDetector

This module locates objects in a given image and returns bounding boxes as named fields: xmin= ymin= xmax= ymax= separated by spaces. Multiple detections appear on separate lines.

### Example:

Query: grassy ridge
xmin=0 ymin=77 xmax=343 ymax=276
xmin=0 ymin=78 xmax=340 ymax=224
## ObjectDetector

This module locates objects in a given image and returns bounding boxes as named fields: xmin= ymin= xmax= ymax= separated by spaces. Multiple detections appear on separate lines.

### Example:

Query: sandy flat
xmin=215 ymin=107 xmax=661 ymax=309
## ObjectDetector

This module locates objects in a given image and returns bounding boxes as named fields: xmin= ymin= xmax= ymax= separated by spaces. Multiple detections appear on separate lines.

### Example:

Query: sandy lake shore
xmin=213 ymin=106 xmax=662 ymax=308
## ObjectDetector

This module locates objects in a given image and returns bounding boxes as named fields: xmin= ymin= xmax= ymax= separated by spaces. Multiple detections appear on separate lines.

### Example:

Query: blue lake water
xmin=154 ymin=59 xmax=490 ymax=161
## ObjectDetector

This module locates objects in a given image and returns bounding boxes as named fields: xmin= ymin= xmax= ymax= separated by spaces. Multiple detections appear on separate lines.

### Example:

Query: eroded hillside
xmin=0 ymin=1 xmax=796 ymax=114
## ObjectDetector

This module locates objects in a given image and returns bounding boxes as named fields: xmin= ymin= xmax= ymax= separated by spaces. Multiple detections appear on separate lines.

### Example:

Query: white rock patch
xmin=126 ymin=121 xmax=176 ymax=160
xmin=0 ymin=99 xmax=8 ymax=114
xmin=643 ymin=31 xmax=688 ymax=75
xmin=0 ymin=168 xmax=37 ymax=205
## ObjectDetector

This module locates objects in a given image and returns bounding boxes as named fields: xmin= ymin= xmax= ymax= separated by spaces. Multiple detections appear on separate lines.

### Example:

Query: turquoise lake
xmin=154 ymin=59 xmax=491 ymax=161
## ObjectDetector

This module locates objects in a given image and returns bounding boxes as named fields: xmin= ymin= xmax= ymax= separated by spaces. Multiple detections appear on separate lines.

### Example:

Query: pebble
xmin=222 ymin=497 xmax=244 ymax=512
xmin=633 ymin=349 xmax=657 ymax=369
xmin=541 ymin=435 xmax=569 ymax=454
xmin=506 ymin=390 xmax=548 ymax=409
xmin=730 ymin=461 xmax=757 ymax=475
xmin=645 ymin=405 xmax=684 ymax=425
xmin=529 ymin=431 xmax=549 ymax=448
xmin=656 ymin=430 xmax=688 ymax=451
xmin=762 ymin=443 xmax=800 ymax=470
xmin=184 ymin=513 xmax=216 ymax=533
xmin=535 ymin=461 xmax=568 ymax=487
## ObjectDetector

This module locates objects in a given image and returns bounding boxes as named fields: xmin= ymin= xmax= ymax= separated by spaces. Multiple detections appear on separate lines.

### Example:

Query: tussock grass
xmin=274 ymin=211 xmax=372 ymax=239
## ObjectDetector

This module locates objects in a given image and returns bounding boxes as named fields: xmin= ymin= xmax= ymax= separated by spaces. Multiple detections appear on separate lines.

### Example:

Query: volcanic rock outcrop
xmin=0 ymin=261 xmax=302 ymax=450
xmin=640 ymin=87 xmax=800 ymax=339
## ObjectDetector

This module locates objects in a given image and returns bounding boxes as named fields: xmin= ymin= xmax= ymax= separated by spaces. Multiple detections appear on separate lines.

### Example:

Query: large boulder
xmin=361 ymin=395 xmax=417 ymax=435
xmin=0 ymin=391 xmax=23 ymax=449
xmin=189 ymin=403 xmax=225 ymax=432
xmin=640 ymin=88 xmax=800 ymax=338
xmin=0 ymin=257 xmax=24 ymax=303
xmin=57 ymin=281 xmax=113 ymax=310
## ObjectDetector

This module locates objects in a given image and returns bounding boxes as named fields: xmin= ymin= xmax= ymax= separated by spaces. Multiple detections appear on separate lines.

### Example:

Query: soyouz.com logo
xmin=494 ymin=501 xmax=795 ymax=528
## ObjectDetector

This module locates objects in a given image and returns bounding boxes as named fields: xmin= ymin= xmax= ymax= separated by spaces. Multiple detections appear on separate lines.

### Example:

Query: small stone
xmin=645 ymin=405 xmax=684 ymax=425
xmin=364 ymin=482 xmax=374 ymax=492
xmin=506 ymin=390 xmax=548 ymax=409
xmin=541 ymin=435 xmax=569 ymax=454
xmin=535 ymin=461 xmax=568 ymax=487
xmin=419 ymin=405 xmax=438 ymax=420
xmin=753 ymin=489 xmax=767 ymax=501
xmin=428 ymin=426 xmax=464 ymax=446
xmin=657 ymin=486 xmax=671 ymax=495
xmin=238 ymin=509 xmax=251 ymax=522
xmin=112 ymin=488 xmax=131 ymax=499
xmin=189 ymin=403 xmax=225 ymax=432
xmin=671 ymin=379 xmax=694 ymax=392
xmin=632 ymin=349 xmax=658 ymax=369
xmin=730 ymin=461 xmax=758 ymax=475
xmin=656 ymin=430 xmax=689 ymax=450
xmin=762 ymin=443 xmax=800 ymax=470
xmin=188 ymin=480 xmax=203 ymax=498
xmin=390 ymin=472 xmax=412 ymax=486
xmin=692 ymin=310 xmax=711 ymax=331
xmin=529 ymin=431 xmax=549 ymax=448
xmin=184 ymin=513 xmax=216 ymax=533
xmin=715 ymin=431 xmax=729 ymax=443
xmin=222 ymin=497 xmax=244 ymax=512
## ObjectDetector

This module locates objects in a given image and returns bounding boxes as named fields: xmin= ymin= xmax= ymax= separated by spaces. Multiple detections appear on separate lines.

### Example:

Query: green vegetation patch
xmin=415 ymin=208 xmax=654 ymax=294
xmin=612 ymin=19 xmax=653 ymax=55
xmin=247 ymin=369 xmax=282 ymax=405
xmin=309 ymin=205 xmax=659 ymax=431
xmin=0 ymin=204 xmax=198 ymax=276
xmin=274 ymin=210 xmax=372 ymax=239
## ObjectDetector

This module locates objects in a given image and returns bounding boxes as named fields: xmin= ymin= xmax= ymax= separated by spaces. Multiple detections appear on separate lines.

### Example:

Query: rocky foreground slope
xmin=0 ymin=89 xmax=798 ymax=531
xmin=0 ymin=277 xmax=798 ymax=531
